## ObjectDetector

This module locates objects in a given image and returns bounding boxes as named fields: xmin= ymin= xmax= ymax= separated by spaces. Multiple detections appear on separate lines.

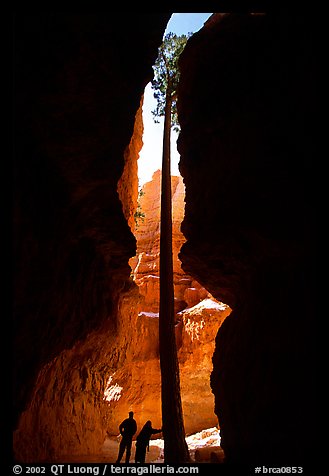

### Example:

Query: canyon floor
xmin=55 ymin=427 xmax=225 ymax=464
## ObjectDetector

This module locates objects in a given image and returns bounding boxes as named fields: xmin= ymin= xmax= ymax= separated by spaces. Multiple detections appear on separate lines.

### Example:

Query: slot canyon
xmin=13 ymin=12 xmax=315 ymax=467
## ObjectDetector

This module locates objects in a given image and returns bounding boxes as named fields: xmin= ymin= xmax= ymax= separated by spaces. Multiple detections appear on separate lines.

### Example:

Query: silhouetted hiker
xmin=135 ymin=420 xmax=162 ymax=463
xmin=116 ymin=411 xmax=137 ymax=463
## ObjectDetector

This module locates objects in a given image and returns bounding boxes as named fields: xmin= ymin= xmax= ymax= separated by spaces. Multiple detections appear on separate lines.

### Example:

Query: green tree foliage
xmin=151 ymin=32 xmax=192 ymax=132
xmin=134 ymin=188 xmax=145 ymax=228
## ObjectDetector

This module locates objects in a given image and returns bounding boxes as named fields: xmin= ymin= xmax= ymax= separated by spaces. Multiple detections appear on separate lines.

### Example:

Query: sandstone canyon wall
xmin=131 ymin=169 xmax=211 ymax=313
xmin=13 ymin=13 xmax=171 ymax=461
xmin=107 ymin=170 xmax=231 ymax=436
xmin=178 ymin=13 xmax=316 ymax=465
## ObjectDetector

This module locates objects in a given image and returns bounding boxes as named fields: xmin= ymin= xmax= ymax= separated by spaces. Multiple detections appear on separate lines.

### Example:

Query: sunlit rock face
xmin=118 ymin=97 xmax=144 ymax=233
xmin=107 ymin=171 xmax=231 ymax=436
xmin=178 ymin=13 xmax=315 ymax=465
xmin=13 ymin=13 xmax=171 ymax=462
xmin=178 ymin=299 xmax=230 ymax=433
xmin=105 ymin=296 xmax=230 ymax=437
xmin=131 ymin=170 xmax=209 ymax=313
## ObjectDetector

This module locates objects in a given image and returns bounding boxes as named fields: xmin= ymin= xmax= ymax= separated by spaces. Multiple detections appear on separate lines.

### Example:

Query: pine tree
xmin=151 ymin=32 xmax=191 ymax=464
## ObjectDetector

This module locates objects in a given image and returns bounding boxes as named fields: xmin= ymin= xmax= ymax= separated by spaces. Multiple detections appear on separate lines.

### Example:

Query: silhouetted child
xmin=135 ymin=420 xmax=162 ymax=463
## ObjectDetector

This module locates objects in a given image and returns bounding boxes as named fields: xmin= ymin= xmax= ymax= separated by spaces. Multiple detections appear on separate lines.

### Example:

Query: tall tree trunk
xmin=159 ymin=91 xmax=190 ymax=463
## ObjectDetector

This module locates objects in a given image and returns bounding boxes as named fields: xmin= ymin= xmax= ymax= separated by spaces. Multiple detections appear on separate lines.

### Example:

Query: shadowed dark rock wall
xmin=178 ymin=13 xmax=315 ymax=465
xmin=13 ymin=13 xmax=170 ymax=460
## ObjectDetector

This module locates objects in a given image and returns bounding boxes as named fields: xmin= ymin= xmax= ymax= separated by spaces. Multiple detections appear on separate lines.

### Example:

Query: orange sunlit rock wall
xmin=107 ymin=170 xmax=231 ymax=436
xmin=117 ymin=97 xmax=144 ymax=233
xmin=130 ymin=169 xmax=206 ymax=313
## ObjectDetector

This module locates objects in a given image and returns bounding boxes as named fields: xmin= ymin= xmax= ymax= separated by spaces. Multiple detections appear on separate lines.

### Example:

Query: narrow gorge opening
xmin=112 ymin=13 xmax=232 ymax=463
xmin=13 ymin=11 xmax=314 ymax=467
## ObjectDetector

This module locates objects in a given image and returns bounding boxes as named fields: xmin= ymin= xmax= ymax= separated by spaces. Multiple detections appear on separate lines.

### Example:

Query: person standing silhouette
xmin=135 ymin=420 xmax=162 ymax=463
xmin=115 ymin=411 xmax=137 ymax=463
